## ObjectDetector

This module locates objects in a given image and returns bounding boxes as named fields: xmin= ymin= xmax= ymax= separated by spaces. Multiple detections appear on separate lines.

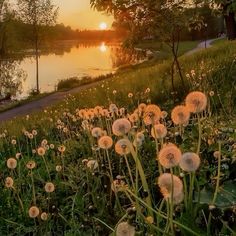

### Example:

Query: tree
xmin=0 ymin=59 xmax=26 ymax=99
xmin=17 ymin=0 xmax=58 ymax=93
xmin=213 ymin=0 xmax=236 ymax=40
xmin=90 ymin=0 xmax=189 ymax=94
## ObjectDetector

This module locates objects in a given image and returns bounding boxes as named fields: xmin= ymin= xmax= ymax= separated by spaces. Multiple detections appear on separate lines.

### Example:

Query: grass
xmin=0 ymin=40 xmax=235 ymax=235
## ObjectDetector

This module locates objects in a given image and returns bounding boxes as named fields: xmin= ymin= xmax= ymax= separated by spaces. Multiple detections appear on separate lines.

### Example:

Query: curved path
xmin=0 ymin=38 xmax=223 ymax=122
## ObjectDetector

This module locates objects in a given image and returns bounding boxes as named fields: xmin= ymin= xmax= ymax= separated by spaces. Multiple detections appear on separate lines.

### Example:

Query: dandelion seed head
xmin=7 ymin=158 xmax=17 ymax=169
xmin=5 ymin=177 xmax=14 ymax=188
xmin=179 ymin=152 xmax=200 ymax=172
xmin=151 ymin=124 xmax=167 ymax=139
xmin=91 ymin=127 xmax=103 ymax=138
xmin=158 ymin=143 xmax=182 ymax=168
xmin=45 ymin=182 xmax=55 ymax=193
xmin=26 ymin=161 xmax=36 ymax=170
xmin=158 ymin=173 xmax=183 ymax=200
xmin=112 ymin=118 xmax=131 ymax=136
xmin=98 ymin=136 xmax=113 ymax=149
xmin=115 ymin=139 xmax=132 ymax=156
xmin=186 ymin=91 xmax=207 ymax=113
xmin=116 ymin=222 xmax=135 ymax=236
xmin=171 ymin=105 xmax=190 ymax=125
xmin=37 ymin=147 xmax=46 ymax=156
xmin=143 ymin=104 xmax=161 ymax=125
xmin=29 ymin=206 xmax=40 ymax=218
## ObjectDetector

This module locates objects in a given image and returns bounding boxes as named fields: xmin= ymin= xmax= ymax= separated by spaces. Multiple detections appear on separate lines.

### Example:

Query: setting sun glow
xmin=99 ymin=22 xmax=107 ymax=30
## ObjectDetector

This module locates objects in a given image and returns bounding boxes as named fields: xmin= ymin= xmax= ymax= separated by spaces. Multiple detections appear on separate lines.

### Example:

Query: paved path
xmin=184 ymin=38 xmax=222 ymax=56
xmin=0 ymin=38 xmax=224 ymax=122
xmin=0 ymin=80 xmax=105 ymax=122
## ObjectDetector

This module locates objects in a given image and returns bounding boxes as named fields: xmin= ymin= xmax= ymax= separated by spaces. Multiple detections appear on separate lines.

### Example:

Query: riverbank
xmin=0 ymin=38 xmax=231 ymax=121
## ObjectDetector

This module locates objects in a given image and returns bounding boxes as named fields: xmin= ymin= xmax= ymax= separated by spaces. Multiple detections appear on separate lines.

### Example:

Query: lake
xmin=7 ymin=41 xmax=146 ymax=99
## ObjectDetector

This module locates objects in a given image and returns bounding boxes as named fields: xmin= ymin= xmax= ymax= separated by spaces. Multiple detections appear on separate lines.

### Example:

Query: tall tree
xmin=214 ymin=0 xmax=236 ymax=39
xmin=90 ymin=0 xmax=189 ymax=93
xmin=17 ymin=0 xmax=58 ymax=93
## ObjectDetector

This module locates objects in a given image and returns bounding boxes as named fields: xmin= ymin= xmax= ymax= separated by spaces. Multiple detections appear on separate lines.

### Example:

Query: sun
xmin=99 ymin=22 xmax=107 ymax=30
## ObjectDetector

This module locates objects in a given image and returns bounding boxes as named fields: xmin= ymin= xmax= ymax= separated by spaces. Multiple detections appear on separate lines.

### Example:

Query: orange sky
xmin=53 ymin=0 xmax=114 ymax=30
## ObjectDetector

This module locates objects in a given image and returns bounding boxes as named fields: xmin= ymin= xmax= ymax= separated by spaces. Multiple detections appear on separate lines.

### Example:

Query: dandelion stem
xmin=207 ymin=142 xmax=221 ymax=235
xmin=124 ymin=154 xmax=135 ymax=190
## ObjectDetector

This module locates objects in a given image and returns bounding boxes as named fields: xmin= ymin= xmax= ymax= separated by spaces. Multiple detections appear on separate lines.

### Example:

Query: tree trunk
xmin=35 ymin=37 xmax=39 ymax=93
xmin=224 ymin=12 xmax=236 ymax=40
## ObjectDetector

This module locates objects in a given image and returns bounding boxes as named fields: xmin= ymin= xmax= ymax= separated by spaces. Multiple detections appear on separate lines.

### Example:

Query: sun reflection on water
xmin=99 ymin=42 xmax=107 ymax=52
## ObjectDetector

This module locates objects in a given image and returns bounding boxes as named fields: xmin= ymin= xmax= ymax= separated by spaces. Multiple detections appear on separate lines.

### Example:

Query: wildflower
xmin=28 ymin=133 xmax=34 ymax=139
xmin=109 ymin=104 xmax=118 ymax=114
xmin=41 ymin=139 xmax=48 ymax=146
xmin=158 ymin=173 xmax=183 ymax=200
xmin=116 ymin=222 xmax=135 ymax=236
xmin=171 ymin=105 xmax=190 ymax=125
xmin=45 ymin=182 xmax=55 ymax=193
xmin=113 ymin=90 xmax=117 ymax=95
xmin=143 ymin=104 xmax=161 ymax=125
xmin=5 ymin=177 xmax=14 ymax=188
xmin=145 ymin=87 xmax=151 ymax=93
xmin=58 ymin=145 xmax=66 ymax=153
xmin=7 ymin=158 xmax=17 ymax=169
xmin=37 ymin=147 xmax=46 ymax=156
xmin=138 ymin=103 xmax=147 ymax=113
xmin=151 ymin=124 xmax=167 ymax=139
xmin=128 ymin=93 xmax=133 ymax=98
xmin=173 ymin=191 xmax=184 ymax=204
xmin=56 ymin=165 xmax=62 ymax=172
xmin=87 ymin=160 xmax=99 ymax=170
xmin=26 ymin=161 xmax=36 ymax=170
xmin=146 ymin=216 xmax=154 ymax=224
xmin=136 ymin=132 xmax=145 ymax=142
xmin=32 ymin=130 xmax=37 ymax=136
xmin=98 ymin=136 xmax=113 ymax=149
xmin=128 ymin=113 xmax=139 ymax=123
xmin=94 ymin=106 xmax=103 ymax=115
xmin=185 ymin=91 xmax=207 ymax=113
xmin=50 ymin=144 xmax=55 ymax=149
xmin=115 ymin=139 xmax=132 ymax=156
xmin=209 ymin=91 xmax=215 ymax=97
xmin=15 ymin=153 xmax=21 ymax=159
xmin=161 ymin=111 xmax=168 ymax=119
xmin=41 ymin=212 xmax=48 ymax=221
xmin=91 ymin=127 xmax=103 ymax=138
xmin=112 ymin=118 xmax=131 ymax=136
xmin=11 ymin=139 xmax=17 ymax=145
xmin=111 ymin=179 xmax=126 ymax=193
xmin=101 ymin=109 xmax=109 ymax=117
xmin=179 ymin=152 xmax=200 ymax=172
xmin=28 ymin=206 xmax=40 ymax=218
xmin=213 ymin=151 xmax=221 ymax=159
xmin=158 ymin=143 xmax=182 ymax=168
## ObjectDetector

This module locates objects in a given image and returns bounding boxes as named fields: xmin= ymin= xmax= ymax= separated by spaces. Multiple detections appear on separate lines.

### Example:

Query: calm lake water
xmin=12 ymin=41 xmax=146 ymax=99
